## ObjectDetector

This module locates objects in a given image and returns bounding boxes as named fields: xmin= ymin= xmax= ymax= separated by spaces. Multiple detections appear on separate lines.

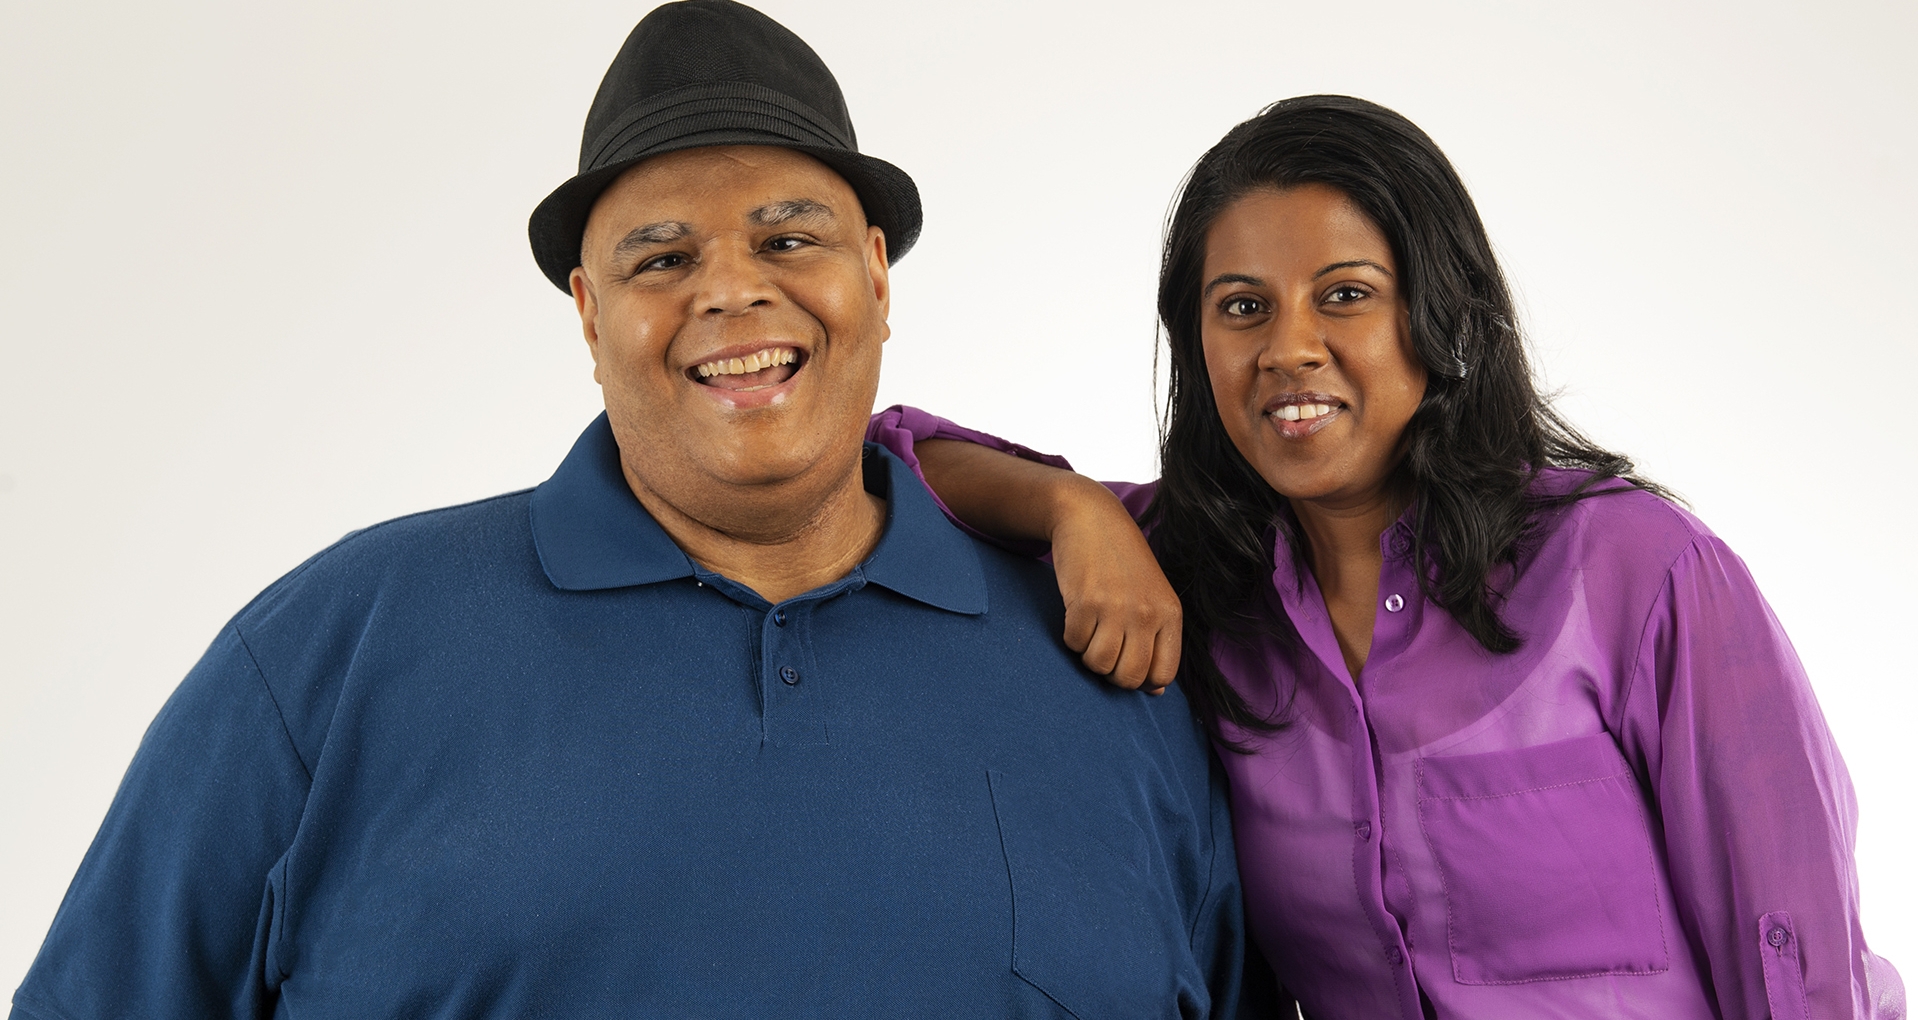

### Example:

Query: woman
xmin=868 ymin=95 xmax=1903 ymax=1018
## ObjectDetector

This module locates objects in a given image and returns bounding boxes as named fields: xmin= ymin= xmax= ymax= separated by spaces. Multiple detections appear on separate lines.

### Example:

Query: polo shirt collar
xmin=530 ymin=413 xmax=986 ymax=615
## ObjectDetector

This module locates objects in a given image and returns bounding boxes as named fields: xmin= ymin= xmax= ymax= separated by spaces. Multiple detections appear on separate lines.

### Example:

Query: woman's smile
xmin=1263 ymin=391 xmax=1347 ymax=438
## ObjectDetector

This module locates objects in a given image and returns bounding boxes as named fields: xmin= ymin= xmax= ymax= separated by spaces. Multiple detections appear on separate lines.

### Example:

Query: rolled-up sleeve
xmin=1618 ymin=535 xmax=1904 ymax=1019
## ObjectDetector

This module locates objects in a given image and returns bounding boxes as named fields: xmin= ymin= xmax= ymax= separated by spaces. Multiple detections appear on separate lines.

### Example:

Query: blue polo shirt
xmin=13 ymin=415 xmax=1250 ymax=1020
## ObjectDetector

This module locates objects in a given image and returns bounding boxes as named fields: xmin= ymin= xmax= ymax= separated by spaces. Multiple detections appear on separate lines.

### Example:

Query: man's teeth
xmin=1273 ymin=403 xmax=1336 ymax=422
xmin=694 ymin=347 xmax=798 ymax=378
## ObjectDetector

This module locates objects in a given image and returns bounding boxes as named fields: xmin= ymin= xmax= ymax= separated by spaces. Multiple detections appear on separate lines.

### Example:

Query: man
xmin=10 ymin=3 xmax=1251 ymax=1017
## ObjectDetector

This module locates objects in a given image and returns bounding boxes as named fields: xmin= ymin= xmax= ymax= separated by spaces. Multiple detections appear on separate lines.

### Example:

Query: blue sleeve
xmin=11 ymin=626 xmax=311 ymax=1020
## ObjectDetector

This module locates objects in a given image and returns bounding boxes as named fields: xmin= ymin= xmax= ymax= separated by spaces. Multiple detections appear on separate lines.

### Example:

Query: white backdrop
xmin=3 ymin=0 xmax=1913 ymax=997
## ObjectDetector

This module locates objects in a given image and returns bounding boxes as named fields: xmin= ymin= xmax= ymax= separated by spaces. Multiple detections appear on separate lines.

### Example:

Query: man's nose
xmin=1257 ymin=303 xmax=1329 ymax=375
xmin=694 ymin=239 xmax=778 ymax=316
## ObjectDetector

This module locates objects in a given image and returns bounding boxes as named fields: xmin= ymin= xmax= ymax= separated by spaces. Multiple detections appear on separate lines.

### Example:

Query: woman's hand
xmin=914 ymin=440 xmax=1183 ymax=691
xmin=1048 ymin=477 xmax=1183 ymax=692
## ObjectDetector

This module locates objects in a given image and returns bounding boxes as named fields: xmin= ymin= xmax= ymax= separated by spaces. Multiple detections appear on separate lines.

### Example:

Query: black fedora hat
xmin=528 ymin=0 xmax=922 ymax=293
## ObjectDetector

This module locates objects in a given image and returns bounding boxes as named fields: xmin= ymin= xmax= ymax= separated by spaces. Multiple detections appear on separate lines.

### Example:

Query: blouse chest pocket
xmin=1415 ymin=733 xmax=1670 ymax=985
xmin=987 ymin=769 xmax=1187 ymax=1019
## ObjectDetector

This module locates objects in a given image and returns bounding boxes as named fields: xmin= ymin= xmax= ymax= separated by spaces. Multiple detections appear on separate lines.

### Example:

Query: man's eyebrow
xmin=1202 ymin=273 xmax=1263 ymax=298
xmin=1313 ymin=259 xmax=1393 ymax=280
xmin=610 ymin=221 xmax=692 ymax=261
xmin=748 ymin=199 xmax=834 ymax=226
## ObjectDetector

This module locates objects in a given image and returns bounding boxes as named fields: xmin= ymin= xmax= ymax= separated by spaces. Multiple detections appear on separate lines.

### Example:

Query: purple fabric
xmin=868 ymin=405 xmax=1906 ymax=1020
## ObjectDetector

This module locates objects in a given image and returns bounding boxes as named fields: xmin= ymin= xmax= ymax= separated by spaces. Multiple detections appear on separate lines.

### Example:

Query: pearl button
xmin=1768 ymin=926 xmax=1789 ymax=948
xmin=1384 ymin=594 xmax=1404 ymax=613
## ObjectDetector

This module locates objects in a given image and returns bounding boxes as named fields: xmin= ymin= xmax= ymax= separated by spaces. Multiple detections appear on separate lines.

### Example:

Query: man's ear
xmin=865 ymin=225 xmax=890 ymax=341
xmin=570 ymin=266 xmax=605 ymax=382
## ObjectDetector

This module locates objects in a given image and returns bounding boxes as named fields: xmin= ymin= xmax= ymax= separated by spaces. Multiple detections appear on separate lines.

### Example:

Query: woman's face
xmin=1200 ymin=183 xmax=1427 ymax=513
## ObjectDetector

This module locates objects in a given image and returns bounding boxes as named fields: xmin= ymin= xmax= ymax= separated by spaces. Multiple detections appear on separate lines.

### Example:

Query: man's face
xmin=572 ymin=146 xmax=890 ymax=532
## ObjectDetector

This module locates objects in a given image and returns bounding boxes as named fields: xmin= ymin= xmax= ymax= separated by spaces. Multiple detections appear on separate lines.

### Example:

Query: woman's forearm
xmin=915 ymin=439 xmax=1115 ymax=545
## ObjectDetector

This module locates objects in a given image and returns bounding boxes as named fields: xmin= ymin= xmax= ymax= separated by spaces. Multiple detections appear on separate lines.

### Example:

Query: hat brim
xmin=528 ymin=133 xmax=922 ymax=294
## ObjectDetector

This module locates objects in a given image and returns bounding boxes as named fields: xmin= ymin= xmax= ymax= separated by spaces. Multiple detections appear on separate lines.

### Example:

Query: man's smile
xmin=689 ymin=345 xmax=805 ymax=392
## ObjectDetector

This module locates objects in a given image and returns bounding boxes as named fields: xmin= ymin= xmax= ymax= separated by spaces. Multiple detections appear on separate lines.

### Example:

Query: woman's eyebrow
xmin=1314 ymin=259 xmax=1393 ymax=279
xmin=1202 ymin=273 xmax=1263 ymax=298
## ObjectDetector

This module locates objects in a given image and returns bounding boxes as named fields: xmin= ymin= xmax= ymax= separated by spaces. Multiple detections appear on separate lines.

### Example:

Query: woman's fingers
xmin=1063 ymin=599 xmax=1098 ymax=655
xmin=1108 ymin=624 xmax=1158 ymax=691
xmin=1145 ymin=620 xmax=1182 ymax=692
xmin=1058 ymin=576 xmax=1184 ymax=691
xmin=1078 ymin=618 xmax=1127 ymax=682
xmin=1070 ymin=607 xmax=1182 ymax=691
xmin=1047 ymin=476 xmax=1186 ymax=692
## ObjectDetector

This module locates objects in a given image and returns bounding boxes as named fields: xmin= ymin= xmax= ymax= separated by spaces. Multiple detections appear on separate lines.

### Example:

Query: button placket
xmin=760 ymin=601 xmax=827 ymax=747
xmin=1365 ymin=530 xmax=1421 ymax=671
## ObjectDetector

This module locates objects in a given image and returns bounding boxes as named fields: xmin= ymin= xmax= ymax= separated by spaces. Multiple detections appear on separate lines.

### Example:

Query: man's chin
xmin=624 ymin=428 xmax=852 ymax=495
xmin=608 ymin=392 xmax=871 ymax=491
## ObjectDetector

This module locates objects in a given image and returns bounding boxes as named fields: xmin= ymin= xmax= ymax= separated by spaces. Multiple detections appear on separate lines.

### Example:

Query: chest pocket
xmin=987 ymin=768 xmax=1187 ymax=1018
xmin=1415 ymin=732 xmax=1670 ymax=985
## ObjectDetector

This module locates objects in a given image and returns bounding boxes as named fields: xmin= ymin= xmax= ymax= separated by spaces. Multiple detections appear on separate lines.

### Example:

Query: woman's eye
xmin=1326 ymin=285 xmax=1368 ymax=303
xmin=1223 ymin=296 xmax=1265 ymax=317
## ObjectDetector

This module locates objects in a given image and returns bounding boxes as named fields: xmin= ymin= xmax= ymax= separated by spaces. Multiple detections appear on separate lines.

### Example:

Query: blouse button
xmin=1355 ymin=821 xmax=1372 ymax=841
xmin=1768 ymin=926 xmax=1790 ymax=948
xmin=1384 ymin=594 xmax=1405 ymax=613
xmin=1387 ymin=946 xmax=1404 ymax=966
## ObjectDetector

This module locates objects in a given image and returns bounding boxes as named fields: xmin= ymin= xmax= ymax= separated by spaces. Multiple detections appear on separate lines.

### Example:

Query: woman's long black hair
xmin=1147 ymin=95 xmax=1662 ymax=742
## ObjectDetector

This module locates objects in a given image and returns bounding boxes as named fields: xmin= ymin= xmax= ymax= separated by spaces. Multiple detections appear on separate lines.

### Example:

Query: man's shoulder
xmin=231 ymin=488 xmax=541 ymax=636
xmin=945 ymin=535 xmax=1212 ymax=749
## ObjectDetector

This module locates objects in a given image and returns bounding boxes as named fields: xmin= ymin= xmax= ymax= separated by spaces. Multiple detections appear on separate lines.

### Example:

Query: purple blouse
xmin=869 ymin=405 xmax=1905 ymax=1020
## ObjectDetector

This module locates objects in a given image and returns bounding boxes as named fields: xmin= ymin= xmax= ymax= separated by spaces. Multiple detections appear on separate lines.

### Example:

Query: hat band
xmin=581 ymin=81 xmax=856 ymax=173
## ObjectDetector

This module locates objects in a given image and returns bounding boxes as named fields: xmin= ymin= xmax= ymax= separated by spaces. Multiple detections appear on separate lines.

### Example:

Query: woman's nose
xmin=1258 ymin=305 xmax=1328 ymax=374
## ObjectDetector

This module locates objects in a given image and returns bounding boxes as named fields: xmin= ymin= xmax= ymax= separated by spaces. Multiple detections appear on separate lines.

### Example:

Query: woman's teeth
xmin=1272 ymin=403 xmax=1336 ymax=422
xmin=694 ymin=347 xmax=798 ymax=378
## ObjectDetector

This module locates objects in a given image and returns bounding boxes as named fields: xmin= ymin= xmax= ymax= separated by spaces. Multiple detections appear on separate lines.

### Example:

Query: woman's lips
xmin=1263 ymin=396 xmax=1344 ymax=439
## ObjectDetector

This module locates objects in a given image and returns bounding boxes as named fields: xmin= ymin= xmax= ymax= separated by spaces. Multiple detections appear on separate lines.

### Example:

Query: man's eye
xmin=1223 ymin=296 xmax=1265 ymax=317
xmin=640 ymin=253 xmax=687 ymax=272
xmin=765 ymin=236 xmax=809 ymax=252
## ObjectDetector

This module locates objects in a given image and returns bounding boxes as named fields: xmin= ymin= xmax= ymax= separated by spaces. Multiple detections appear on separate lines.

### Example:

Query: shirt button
xmin=779 ymin=665 xmax=800 ymax=685
xmin=1387 ymin=946 xmax=1404 ymax=966
xmin=1768 ymin=926 xmax=1790 ymax=948
xmin=1355 ymin=821 xmax=1372 ymax=841
xmin=772 ymin=610 xmax=787 ymax=626
xmin=1384 ymin=594 xmax=1404 ymax=613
